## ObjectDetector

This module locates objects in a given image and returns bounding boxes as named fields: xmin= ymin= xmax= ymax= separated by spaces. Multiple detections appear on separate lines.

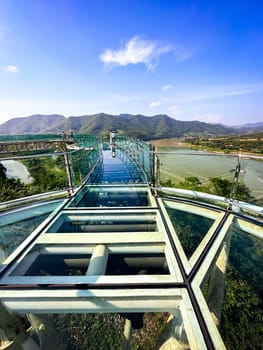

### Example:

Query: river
xmin=2 ymin=160 xmax=34 ymax=184
xmin=158 ymin=147 xmax=263 ymax=201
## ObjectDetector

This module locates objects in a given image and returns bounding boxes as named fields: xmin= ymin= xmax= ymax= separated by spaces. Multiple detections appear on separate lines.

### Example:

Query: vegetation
xmin=165 ymin=192 xmax=263 ymax=349
xmin=1 ymin=213 xmax=49 ymax=256
xmin=221 ymin=266 xmax=263 ymax=350
xmin=0 ymin=113 xmax=238 ymax=138
xmin=53 ymin=313 xmax=124 ymax=350
xmin=185 ymin=132 xmax=263 ymax=154
xmin=164 ymin=173 xmax=262 ymax=349
xmin=0 ymin=161 xmax=34 ymax=201
xmin=0 ymin=136 xmax=262 ymax=349
xmin=52 ymin=312 xmax=169 ymax=350
xmin=23 ymin=157 xmax=67 ymax=192
xmin=164 ymin=205 xmax=213 ymax=259
xmin=161 ymin=175 xmax=255 ymax=203
xmin=218 ymin=228 xmax=263 ymax=349
xmin=0 ymin=157 xmax=67 ymax=202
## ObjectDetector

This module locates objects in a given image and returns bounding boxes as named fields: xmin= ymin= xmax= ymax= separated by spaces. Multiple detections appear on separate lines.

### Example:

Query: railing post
xmin=64 ymin=151 xmax=74 ymax=196
xmin=228 ymin=156 xmax=241 ymax=210
xmin=153 ymin=145 xmax=159 ymax=187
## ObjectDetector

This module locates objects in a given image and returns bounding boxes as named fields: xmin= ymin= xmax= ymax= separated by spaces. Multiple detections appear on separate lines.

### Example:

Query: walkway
xmin=101 ymin=150 xmax=144 ymax=183
xmin=1 ymin=146 xmax=262 ymax=350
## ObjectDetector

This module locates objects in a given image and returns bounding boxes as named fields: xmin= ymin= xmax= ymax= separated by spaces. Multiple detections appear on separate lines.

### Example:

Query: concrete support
xmin=153 ymin=311 xmax=189 ymax=350
xmin=27 ymin=314 xmax=61 ymax=350
xmin=122 ymin=318 xmax=132 ymax=350
xmin=22 ymin=336 xmax=41 ymax=350
xmin=0 ymin=301 xmax=32 ymax=350
xmin=86 ymin=245 xmax=108 ymax=275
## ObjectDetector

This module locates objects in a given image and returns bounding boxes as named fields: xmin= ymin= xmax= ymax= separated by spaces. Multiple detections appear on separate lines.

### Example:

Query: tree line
xmin=185 ymin=132 xmax=263 ymax=154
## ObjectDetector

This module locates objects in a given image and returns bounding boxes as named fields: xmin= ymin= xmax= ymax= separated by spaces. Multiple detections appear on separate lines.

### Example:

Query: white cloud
xmin=169 ymin=105 xmax=184 ymax=116
xmin=149 ymin=101 xmax=161 ymax=108
xmin=162 ymin=84 xmax=172 ymax=91
xmin=100 ymin=36 xmax=172 ymax=71
xmin=182 ymin=83 xmax=263 ymax=102
xmin=174 ymin=50 xmax=192 ymax=63
xmin=6 ymin=65 xmax=19 ymax=73
xmin=195 ymin=113 xmax=224 ymax=124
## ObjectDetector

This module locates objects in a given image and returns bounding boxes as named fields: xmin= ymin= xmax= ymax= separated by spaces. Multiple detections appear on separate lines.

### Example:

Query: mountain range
xmin=0 ymin=113 xmax=262 ymax=139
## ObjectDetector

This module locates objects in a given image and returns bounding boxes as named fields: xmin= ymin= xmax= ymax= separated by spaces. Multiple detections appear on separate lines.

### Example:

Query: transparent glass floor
xmin=68 ymin=185 xmax=152 ymax=207
xmin=0 ymin=148 xmax=262 ymax=350
xmin=100 ymin=150 xmax=145 ymax=183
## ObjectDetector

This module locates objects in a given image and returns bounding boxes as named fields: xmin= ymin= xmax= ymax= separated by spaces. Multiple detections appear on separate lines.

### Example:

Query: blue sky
xmin=0 ymin=0 xmax=262 ymax=125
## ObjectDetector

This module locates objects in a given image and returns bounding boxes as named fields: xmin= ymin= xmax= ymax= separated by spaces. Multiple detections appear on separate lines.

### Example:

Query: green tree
xmin=209 ymin=176 xmax=253 ymax=201
xmin=179 ymin=176 xmax=202 ymax=190
xmin=209 ymin=177 xmax=232 ymax=197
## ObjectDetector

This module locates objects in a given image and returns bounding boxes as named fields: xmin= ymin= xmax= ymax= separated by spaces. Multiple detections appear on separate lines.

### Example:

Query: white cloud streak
xmin=6 ymin=65 xmax=19 ymax=73
xmin=100 ymin=36 xmax=172 ymax=71
xmin=149 ymin=101 xmax=161 ymax=108
xmin=169 ymin=105 xmax=184 ymax=116
xmin=182 ymin=83 xmax=263 ymax=102
xmin=162 ymin=84 xmax=172 ymax=91
xmin=195 ymin=113 xmax=224 ymax=124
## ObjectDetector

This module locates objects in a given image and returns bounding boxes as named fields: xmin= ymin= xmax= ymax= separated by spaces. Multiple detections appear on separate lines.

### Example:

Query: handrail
xmin=154 ymin=186 xmax=263 ymax=217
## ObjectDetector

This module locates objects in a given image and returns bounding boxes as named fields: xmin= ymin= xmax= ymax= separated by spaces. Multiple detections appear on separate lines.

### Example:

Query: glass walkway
xmin=0 ymin=134 xmax=262 ymax=350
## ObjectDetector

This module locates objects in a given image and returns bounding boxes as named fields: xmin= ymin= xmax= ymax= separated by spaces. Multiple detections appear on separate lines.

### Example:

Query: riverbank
xmin=148 ymin=138 xmax=187 ymax=148
xmin=148 ymin=138 xmax=263 ymax=158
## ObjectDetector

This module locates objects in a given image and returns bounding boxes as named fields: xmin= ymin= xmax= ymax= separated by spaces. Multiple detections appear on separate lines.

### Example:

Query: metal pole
xmin=153 ymin=145 xmax=159 ymax=188
xmin=228 ymin=156 xmax=241 ymax=210
xmin=64 ymin=151 xmax=73 ymax=196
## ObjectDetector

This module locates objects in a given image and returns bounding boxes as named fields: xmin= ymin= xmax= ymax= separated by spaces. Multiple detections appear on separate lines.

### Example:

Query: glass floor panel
xmin=25 ymin=311 xmax=190 ymax=350
xmin=105 ymin=253 xmax=169 ymax=275
xmin=101 ymin=150 xmax=145 ymax=183
xmin=12 ymin=254 xmax=92 ymax=276
xmin=201 ymin=219 xmax=263 ymax=350
xmin=69 ymin=185 xmax=151 ymax=207
xmin=163 ymin=200 xmax=215 ymax=259
xmin=0 ymin=200 xmax=64 ymax=261
xmin=0 ymin=214 xmax=49 ymax=260
xmin=46 ymin=212 xmax=158 ymax=233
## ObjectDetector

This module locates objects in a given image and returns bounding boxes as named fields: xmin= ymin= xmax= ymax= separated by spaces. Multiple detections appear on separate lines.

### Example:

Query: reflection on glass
xmin=47 ymin=212 xmax=157 ymax=233
xmin=69 ymin=186 xmax=150 ymax=207
xmin=10 ymin=251 xmax=169 ymax=276
xmin=23 ymin=155 xmax=68 ymax=192
xmin=115 ymin=136 xmax=154 ymax=184
xmin=164 ymin=201 xmax=214 ymax=259
xmin=158 ymin=149 xmax=262 ymax=205
xmin=0 ymin=214 xmax=49 ymax=259
xmin=202 ymin=221 xmax=263 ymax=349
xmin=159 ymin=149 xmax=236 ymax=186
xmin=241 ymin=158 xmax=263 ymax=205
xmin=106 ymin=253 xmax=169 ymax=275
xmin=20 ymin=254 xmax=91 ymax=276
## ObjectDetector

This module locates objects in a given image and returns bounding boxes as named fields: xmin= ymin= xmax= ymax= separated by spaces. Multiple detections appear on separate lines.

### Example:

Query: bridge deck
xmin=0 ymin=146 xmax=262 ymax=350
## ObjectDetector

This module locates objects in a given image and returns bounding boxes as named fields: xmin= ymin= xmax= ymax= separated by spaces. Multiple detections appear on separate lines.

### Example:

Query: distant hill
xmin=0 ymin=114 xmax=65 ymax=135
xmin=233 ymin=122 xmax=263 ymax=133
xmin=0 ymin=113 xmax=258 ymax=139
